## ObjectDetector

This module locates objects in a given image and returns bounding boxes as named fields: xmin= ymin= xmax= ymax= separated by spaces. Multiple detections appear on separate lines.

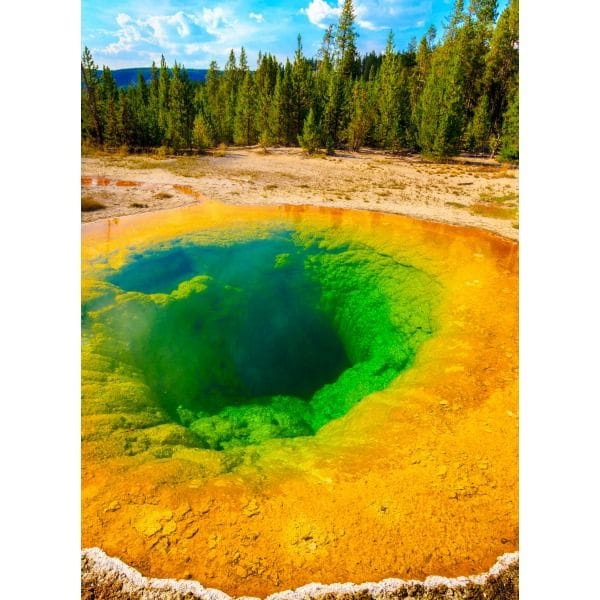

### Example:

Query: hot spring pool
xmin=82 ymin=203 xmax=518 ymax=597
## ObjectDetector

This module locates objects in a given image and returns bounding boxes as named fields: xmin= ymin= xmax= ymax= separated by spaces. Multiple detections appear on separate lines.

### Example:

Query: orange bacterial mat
xmin=82 ymin=202 xmax=518 ymax=597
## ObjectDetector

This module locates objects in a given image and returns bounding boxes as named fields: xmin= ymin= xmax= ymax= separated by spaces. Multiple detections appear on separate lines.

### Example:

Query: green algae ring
xmin=83 ymin=225 xmax=438 ymax=451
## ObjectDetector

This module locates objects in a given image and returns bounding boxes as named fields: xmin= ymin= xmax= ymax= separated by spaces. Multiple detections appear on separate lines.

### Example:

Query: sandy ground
xmin=81 ymin=147 xmax=518 ymax=240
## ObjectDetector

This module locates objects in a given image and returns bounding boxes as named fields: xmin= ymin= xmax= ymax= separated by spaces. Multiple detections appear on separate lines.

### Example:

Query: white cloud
xmin=302 ymin=0 xmax=430 ymax=32
xmin=191 ymin=7 xmax=231 ymax=35
xmin=356 ymin=19 xmax=385 ymax=31
xmin=192 ymin=8 xmax=258 ymax=45
xmin=104 ymin=13 xmax=145 ymax=55
xmin=116 ymin=13 xmax=132 ymax=28
xmin=143 ymin=12 xmax=191 ymax=44
xmin=302 ymin=0 xmax=341 ymax=30
xmin=101 ymin=5 xmax=262 ymax=65
xmin=354 ymin=4 xmax=387 ymax=31
xmin=172 ymin=12 xmax=191 ymax=38
xmin=183 ymin=43 xmax=204 ymax=55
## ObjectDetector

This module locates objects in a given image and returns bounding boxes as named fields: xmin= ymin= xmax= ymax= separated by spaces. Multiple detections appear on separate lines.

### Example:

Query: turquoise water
xmin=108 ymin=236 xmax=350 ymax=412
xmin=84 ymin=231 xmax=436 ymax=450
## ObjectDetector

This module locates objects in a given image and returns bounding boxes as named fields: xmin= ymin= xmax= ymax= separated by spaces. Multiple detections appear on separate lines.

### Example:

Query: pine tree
xmin=465 ymin=92 xmax=492 ymax=153
xmin=234 ymin=70 xmax=258 ymax=145
xmin=317 ymin=25 xmax=334 ymax=72
xmin=239 ymin=47 xmax=249 ymax=73
xmin=254 ymin=53 xmax=279 ymax=146
xmin=99 ymin=66 xmax=118 ymax=107
xmin=396 ymin=71 xmax=413 ymax=149
xmin=457 ymin=1 xmax=499 ymax=134
xmin=291 ymin=35 xmax=313 ymax=143
xmin=99 ymin=66 xmax=120 ymax=147
xmin=336 ymin=0 xmax=359 ymax=78
xmin=323 ymin=0 xmax=359 ymax=148
xmin=417 ymin=43 xmax=466 ymax=156
xmin=439 ymin=0 xmax=501 ymax=154
xmin=415 ymin=0 xmax=479 ymax=157
xmin=347 ymin=79 xmax=375 ymax=151
xmin=167 ymin=62 xmax=189 ymax=149
xmin=147 ymin=62 xmax=161 ymax=146
xmin=298 ymin=107 xmax=321 ymax=153
xmin=268 ymin=68 xmax=284 ymax=145
xmin=269 ymin=61 xmax=295 ymax=145
xmin=182 ymin=67 xmax=195 ymax=146
xmin=323 ymin=71 xmax=344 ymax=150
xmin=193 ymin=112 xmax=214 ymax=150
xmin=193 ymin=83 xmax=218 ymax=150
xmin=499 ymin=87 xmax=518 ymax=161
xmin=361 ymin=51 xmax=382 ymax=81
xmin=119 ymin=89 xmax=135 ymax=148
xmin=411 ymin=24 xmax=436 ymax=113
xmin=81 ymin=47 xmax=103 ymax=144
xmin=471 ymin=0 xmax=499 ymax=27
xmin=203 ymin=60 xmax=223 ymax=142
xmin=376 ymin=32 xmax=404 ymax=151
xmin=312 ymin=26 xmax=334 ymax=147
xmin=158 ymin=55 xmax=171 ymax=142
xmin=222 ymin=50 xmax=239 ymax=143
xmin=482 ymin=0 xmax=518 ymax=150
xmin=133 ymin=72 xmax=150 ymax=148
xmin=104 ymin=96 xmax=120 ymax=147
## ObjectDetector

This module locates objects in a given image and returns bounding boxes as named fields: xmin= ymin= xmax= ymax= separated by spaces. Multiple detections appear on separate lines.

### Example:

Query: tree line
xmin=81 ymin=0 xmax=518 ymax=160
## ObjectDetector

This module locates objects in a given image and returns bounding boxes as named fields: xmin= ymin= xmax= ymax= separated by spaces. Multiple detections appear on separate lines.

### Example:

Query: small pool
xmin=81 ymin=202 xmax=518 ymax=597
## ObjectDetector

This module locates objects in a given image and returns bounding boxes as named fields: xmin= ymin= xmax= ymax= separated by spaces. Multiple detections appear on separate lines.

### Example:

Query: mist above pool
xmin=110 ymin=236 xmax=349 ymax=403
xmin=85 ymin=230 xmax=437 ymax=450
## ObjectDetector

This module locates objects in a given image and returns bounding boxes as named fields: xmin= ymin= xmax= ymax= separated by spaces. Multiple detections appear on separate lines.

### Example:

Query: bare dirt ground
xmin=81 ymin=146 xmax=518 ymax=240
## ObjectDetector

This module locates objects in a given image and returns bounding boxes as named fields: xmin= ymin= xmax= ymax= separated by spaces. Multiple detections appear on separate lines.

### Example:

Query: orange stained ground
xmin=81 ymin=176 xmax=139 ymax=187
xmin=172 ymin=183 xmax=207 ymax=200
xmin=82 ymin=203 xmax=518 ymax=597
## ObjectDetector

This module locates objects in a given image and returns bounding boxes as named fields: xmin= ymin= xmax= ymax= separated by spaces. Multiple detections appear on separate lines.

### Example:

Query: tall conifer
xmin=234 ymin=71 xmax=258 ymax=146
xmin=291 ymin=36 xmax=313 ymax=143
xmin=158 ymin=56 xmax=171 ymax=139
xmin=347 ymin=79 xmax=375 ymax=151
xmin=323 ymin=0 xmax=359 ymax=148
xmin=417 ymin=43 xmax=466 ymax=156
xmin=222 ymin=50 xmax=239 ymax=143
xmin=81 ymin=47 xmax=103 ymax=144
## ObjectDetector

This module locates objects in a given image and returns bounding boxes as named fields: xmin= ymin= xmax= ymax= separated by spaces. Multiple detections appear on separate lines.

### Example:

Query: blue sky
xmin=82 ymin=0 xmax=507 ymax=69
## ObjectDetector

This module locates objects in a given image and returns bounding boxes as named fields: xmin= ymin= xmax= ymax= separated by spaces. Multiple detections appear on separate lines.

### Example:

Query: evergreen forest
xmin=81 ymin=0 xmax=518 ymax=161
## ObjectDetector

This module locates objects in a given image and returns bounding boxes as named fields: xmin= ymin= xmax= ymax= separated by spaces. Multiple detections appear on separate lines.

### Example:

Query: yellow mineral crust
xmin=82 ymin=202 xmax=518 ymax=597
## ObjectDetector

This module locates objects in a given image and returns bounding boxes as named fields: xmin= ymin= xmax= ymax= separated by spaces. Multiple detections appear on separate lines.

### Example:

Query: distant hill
xmin=95 ymin=67 xmax=208 ymax=88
